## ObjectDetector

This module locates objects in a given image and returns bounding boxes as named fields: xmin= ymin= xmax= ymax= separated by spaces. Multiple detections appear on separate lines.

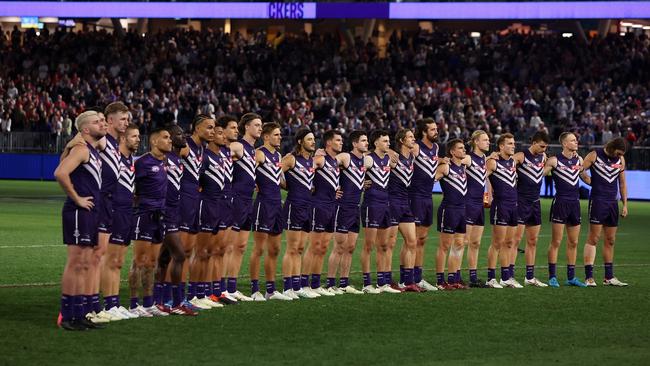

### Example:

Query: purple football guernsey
xmin=134 ymin=153 xmax=167 ymax=211
xmin=232 ymin=138 xmax=257 ymax=199
xmin=489 ymin=156 xmax=518 ymax=204
xmin=313 ymin=154 xmax=340 ymax=203
xmin=388 ymin=153 xmax=414 ymax=202
xmin=339 ymin=153 xmax=365 ymax=206
xmin=64 ymin=142 xmax=102 ymax=209
xmin=99 ymin=133 xmax=120 ymax=196
xmin=220 ymin=145 xmax=234 ymax=197
xmin=180 ymin=137 xmax=204 ymax=197
xmin=165 ymin=152 xmax=183 ymax=209
xmin=440 ymin=162 xmax=468 ymax=208
xmin=409 ymin=140 xmax=439 ymax=199
xmin=517 ymin=149 xmax=544 ymax=201
xmin=590 ymin=148 xmax=622 ymax=201
xmin=552 ymin=153 xmax=581 ymax=201
xmin=363 ymin=152 xmax=390 ymax=204
xmin=466 ymin=151 xmax=487 ymax=203
xmin=199 ymin=148 xmax=226 ymax=200
xmin=255 ymin=147 xmax=282 ymax=203
xmin=286 ymin=155 xmax=314 ymax=204
xmin=112 ymin=153 xmax=135 ymax=211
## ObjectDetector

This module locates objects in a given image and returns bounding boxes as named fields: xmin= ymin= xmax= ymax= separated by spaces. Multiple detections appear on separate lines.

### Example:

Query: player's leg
xmin=264 ymin=233 xmax=291 ymax=300
xmin=583 ymin=223 xmax=602 ymax=286
xmin=523 ymin=225 xmax=546 ymax=286
xmin=128 ymin=240 xmax=149 ymax=315
xmin=499 ymin=225 xmax=522 ymax=288
xmin=487 ymin=224 xmax=507 ymax=288
xmin=282 ymin=229 xmax=301 ymax=294
xmin=326 ymin=232 xmax=346 ymax=289
xmin=361 ymin=227 xmax=378 ymax=293
xmin=447 ymin=233 xmax=466 ymax=288
xmin=60 ymin=245 xmax=88 ymax=329
xmin=602 ymin=225 xmax=626 ymax=285
xmin=189 ymin=232 xmax=211 ymax=306
xmin=466 ymin=224 xmax=485 ymax=287
xmin=398 ymin=222 xmax=418 ymax=291
xmin=339 ymin=232 xmax=361 ymax=293
xmin=312 ymin=231 xmax=335 ymax=294
xmin=250 ymin=231 xmax=267 ymax=299
xmin=178 ymin=231 xmax=196 ymax=298
xmin=375 ymin=227 xmax=399 ymax=293
xmin=547 ymin=223 xmax=564 ymax=287
xmin=86 ymin=232 xmax=108 ymax=317
xmin=436 ymin=232 xmax=453 ymax=289
xmin=565 ymin=223 xmax=586 ymax=287
xmin=207 ymin=230 xmax=229 ymax=306
xmin=225 ymin=229 xmax=251 ymax=298
xmin=414 ymin=225 xmax=432 ymax=289
xmin=513 ymin=224 xmax=526 ymax=281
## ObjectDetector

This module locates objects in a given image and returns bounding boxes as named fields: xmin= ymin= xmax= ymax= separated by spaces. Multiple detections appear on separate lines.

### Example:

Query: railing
xmin=2 ymin=132 xmax=649 ymax=170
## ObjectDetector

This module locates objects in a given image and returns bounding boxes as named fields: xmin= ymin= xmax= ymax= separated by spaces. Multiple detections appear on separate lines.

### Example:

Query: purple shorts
xmin=163 ymin=204 xmax=180 ymax=234
xmin=549 ymin=198 xmax=581 ymax=227
xmin=361 ymin=203 xmax=391 ymax=229
xmin=437 ymin=205 xmax=466 ymax=234
xmin=334 ymin=205 xmax=360 ymax=234
xmin=282 ymin=200 xmax=312 ymax=232
xmin=132 ymin=209 xmax=165 ymax=244
xmin=252 ymin=200 xmax=283 ymax=235
xmin=517 ymin=199 xmax=542 ymax=226
xmin=489 ymin=200 xmax=518 ymax=227
xmin=231 ymin=197 xmax=254 ymax=232
xmin=409 ymin=197 xmax=434 ymax=227
xmin=218 ymin=196 xmax=234 ymax=230
xmin=390 ymin=201 xmax=415 ymax=225
xmin=589 ymin=200 xmax=618 ymax=227
xmin=179 ymin=193 xmax=199 ymax=234
xmin=97 ymin=192 xmax=113 ymax=234
xmin=62 ymin=207 xmax=99 ymax=246
xmin=198 ymin=198 xmax=221 ymax=233
xmin=109 ymin=209 xmax=133 ymax=246
xmin=465 ymin=202 xmax=485 ymax=226
xmin=312 ymin=203 xmax=337 ymax=233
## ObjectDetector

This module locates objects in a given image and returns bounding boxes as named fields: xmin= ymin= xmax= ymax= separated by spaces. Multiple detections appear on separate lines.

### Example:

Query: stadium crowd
xmin=1 ymin=26 xmax=650 ymax=148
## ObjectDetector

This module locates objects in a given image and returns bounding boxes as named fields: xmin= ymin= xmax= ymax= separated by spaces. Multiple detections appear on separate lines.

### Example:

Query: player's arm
xmin=543 ymin=156 xmax=557 ymax=176
xmin=313 ymin=155 xmax=325 ymax=169
xmin=280 ymin=153 xmax=296 ymax=190
xmin=461 ymin=155 xmax=471 ymax=167
xmin=434 ymin=164 xmax=449 ymax=182
xmin=410 ymin=143 xmax=420 ymax=157
xmin=387 ymin=149 xmax=399 ymax=166
xmin=230 ymin=141 xmax=243 ymax=160
xmin=255 ymin=149 xmax=265 ymax=165
xmin=362 ymin=155 xmax=373 ymax=190
xmin=60 ymin=133 xmax=98 ymax=161
xmin=54 ymin=145 xmax=94 ymax=210
xmin=513 ymin=152 xmax=524 ymax=168
xmin=337 ymin=152 xmax=351 ymax=169
xmin=619 ymin=157 xmax=628 ymax=217
xmin=485 ymin=157 xmax=497 ymax=176
xmin=581 ymin=151 xmax=596 ymax=171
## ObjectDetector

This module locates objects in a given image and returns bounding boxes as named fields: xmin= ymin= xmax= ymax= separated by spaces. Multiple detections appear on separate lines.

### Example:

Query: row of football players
xmin=54 ymin=105 xmax=628 ymax=330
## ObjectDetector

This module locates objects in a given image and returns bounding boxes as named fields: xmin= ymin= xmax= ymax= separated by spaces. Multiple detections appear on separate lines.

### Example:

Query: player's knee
xmin=416 ymin=237 xmax=426 ymax=248
xmin=604 ymin=235 xmax=616 ymax=247
xmin=526 ymin=238 xmax=537 ymax=248
xmin=469 ymin=239 xmax=481 ymax=250
xmin=549 ymin=239 xmax=561 ymax=248
xmin=567 ymin=239 xmax=578 ymax=249
xmin=267 ymin=246 xmax=280 ymax=258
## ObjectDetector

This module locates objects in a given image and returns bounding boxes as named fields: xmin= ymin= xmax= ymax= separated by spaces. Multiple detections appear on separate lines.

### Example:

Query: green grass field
xmin=1 ymin=180 xmax=649 ymax=365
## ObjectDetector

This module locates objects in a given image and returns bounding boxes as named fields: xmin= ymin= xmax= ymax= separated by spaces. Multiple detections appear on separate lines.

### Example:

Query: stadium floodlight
xmin=631 ymin=24 xmax=643 ymax=28
xmin=470 ymin=32 xmax=481 ymax=38
xmin=562 ymin=33 xmax=573 ymax=38
xmin=643 ymin=26 xmax=650 ymax=30
xmin=620 ymin=32 xmax=627 ymax=36
xmin=620 ymin=22 xmax=634 ymax=27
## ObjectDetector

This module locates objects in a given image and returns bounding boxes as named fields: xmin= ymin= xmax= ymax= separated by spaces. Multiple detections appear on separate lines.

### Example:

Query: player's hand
xmin=621 ymin=205 xmax=628 ymax=218
xmin=315 ymin=148 xmax=326 ymax=157
xmin=75 ymin=196 xmax=95 ymax=210
xmin=335 ymin=188 xmax=343 ymax=199
xmin=483 ymin=192 xmax=492 ymax=208
xmin=440 ymin=157 xmax=450 ymax=165
xmin=387 ymin=150 xmax=399 ymax=165
xmin=487 ymin=152 xmax=499 ymax=160
xmin=363 ymin=179 xmax=372 ymax=190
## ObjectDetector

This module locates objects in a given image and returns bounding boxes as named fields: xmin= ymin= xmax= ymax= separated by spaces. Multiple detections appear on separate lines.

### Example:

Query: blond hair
xmin=469 ymin=130 xmax=488 ymax=149
xmin=75 ymin=111 xmax=99 ymax=131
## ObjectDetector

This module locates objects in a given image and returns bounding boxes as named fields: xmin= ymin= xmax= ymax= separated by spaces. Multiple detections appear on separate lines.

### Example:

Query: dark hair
xmin=321 ymin=130 xmax=342 ymax=148
xmin=415 ymin=117 xmax=436 ymax=140
xmin=605 ymin=137 xmax=627 ymax=154
xmin=164 ymin=123 xmax=183 ymax=134
xmin=530 ymin=131 xmax=550 ymax=144
xmin=192 ymin=114 xmax=213 ymax=131
xmin=292 ymin=127 xmax=314 ymax=155
xmin=125 ymin=123 xmax=139 ymax=133
xmin=446 ymin=138 xmax=465 ymax=158
xmin=559 ymin=132 xmax=575 ymax=144
xmin=349 ymin=130 xmax=367 ymax=144
xmin=262 ymin=122 xmax=281 ymax=137
xmin=238 ymin=112 xmax=262 ymax=135
xmin=217 ymin=115 xmax=238 ymax=129
xmin=104 ymin=101 xmax=129 ymax=116
xmin=369 ymin=129 xmax=389 ymax=150
xmin=394 ymin=128 xmax=412 ymax=151
xmin=148 ymin=127 xmax=168 ymax=144
xmin=497 ymin=132 xmax=515 ymax=147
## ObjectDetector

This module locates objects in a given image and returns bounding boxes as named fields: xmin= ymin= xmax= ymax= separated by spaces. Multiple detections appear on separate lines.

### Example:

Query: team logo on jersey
xmin=383 ymin=166 xmax=390 ymax=172
xmin=611 ymin=163 xmax=622 ymax=169
xmin=152 ymin=166 xmax=160 ymax=172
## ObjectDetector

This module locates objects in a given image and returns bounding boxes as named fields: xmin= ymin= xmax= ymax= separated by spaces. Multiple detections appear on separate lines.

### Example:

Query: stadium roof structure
xmin=1 ymin=1 xmax=650 ymax=20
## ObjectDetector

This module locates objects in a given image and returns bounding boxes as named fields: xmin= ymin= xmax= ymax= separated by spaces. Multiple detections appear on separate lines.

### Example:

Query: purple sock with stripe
xmin=283 ymin=277 xmax=292 ymax=291
xmin=567 ymin=265 xmax=575 ymax=280
xmin=604 ymin=263 xmax=614 ymax=279
xmin=399 ymin=265 xmax=405 ymax=284
xmin=143 ymin=296 xmax=153 ymax=308
xmin=340 ymin=277 xmax=349 ymax=288
xmin=82 ymin=295 xmax=92 ymax=316
xmin=172 ymin=284 xmax=182 ymax=307
xmin=251 ymin=279 xmax=260 ymax=294
xmin=548 ymin=263 xmax=557 ymax=279
xmin=501 ymin=267 xmax=510 ymax=281
xmin=301 ymin=275 xmax=309 ymax=288
xmin=265 ymin=281 xmax=275 ymax=294
xmin=130 ymin=297 xmax=138 ymax=309
xmin=73 ymin=295 xmax=85 ymax=320
xmin=310 ymin=274 xmax=321 ymax=289
xmin=377 ymin=272 xmax=384 ymax=286
xmin=61 ymin=294 xmax=73 ymax=322
xmin=227 ymin=277 xmax=237 ymax=293
xmin=196 ymin=283 xmax=205 ymax=299
xmin=436 ymin=272 xmax=445 ymax=285
xmin=585 ymin=265 xmax=594 ymax=279
xmin=469 ymin=269 xmax=478 ymax=283
xmin=326 ymin=277 xmax=336 ymax=288
xmin=363 ymin=273 xmax=371 ymax=287
xmin=404 ymin=268 xmax=414 ymax=285
xmin=487 ymin=268 xmax=496 ymax=281
xmin=163 ymin=282 xmax=172 ymax=304
xmin=292 ymin=276 xmax=301 ymax=291
xmin=447 ymin=272 xmax=455 ymax=284
xmin=414 ymin=267 xmax=423 ymax=283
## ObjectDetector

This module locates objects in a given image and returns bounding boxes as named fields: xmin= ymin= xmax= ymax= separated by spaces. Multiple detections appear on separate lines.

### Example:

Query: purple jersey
xmin=64 ymin=142 xmax=102 ymax=208
xmin=590 ymin=148 xmax=622 ymax=201
xmin=517 ymin=149 xmax=545 ymax=201
xmin=99 ymin=133 xmax=120 ymax=195
xmin=180 ymin=137 xmax=204 ymax=196
xmin=165 ymin=151 xmax=183 ymax=209
xmin=552 ymin=153 xmax=582 ymax=201
xmin=313 ymin=154 xmax=340 ymax=203
xmin=440 ymin=162 xmax=467 ymax=208
xmin=285 ymin=154 xmax=314 ymax=204
xmin=363 ymin=152 xmax=390 ymax=204
xmin=466 ymin=151 xmax=487 ymax=202
xmin=255 ymin=146 xmax=282 ymax=203
xmin=489 ymin=156 xmax=517 ymax=204
xmin=232 ymin=138 xmax=256 ymax=199
xmin=113 ymin=153 xmax=135 ymax=210
xmin=409 ymin=140 xmax=439 ymax=199
xmin=388 ymin=152 xmax=414 ymax=201
xmin=199 ymin=148 xmax=226 ymax=200
xmin=220 ymin=145 xmax=233 ymax=197
xmin=134 ymin=153 xmax=167 ymax=210
xmin=339 ymin=152 xmax=365 ymax=206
